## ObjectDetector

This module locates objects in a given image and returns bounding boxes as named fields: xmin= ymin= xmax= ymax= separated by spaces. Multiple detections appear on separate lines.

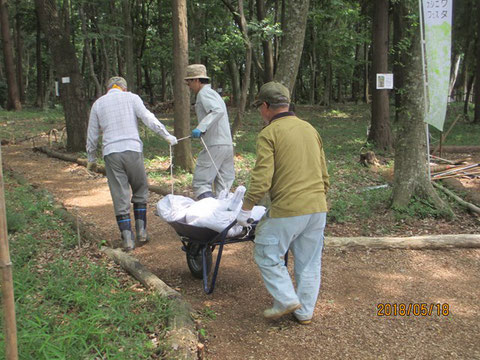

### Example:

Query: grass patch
xmin=0 ymin=107 xmax=65 ymax=141
xmin=1 ymin=173 xmax=174 ymax=359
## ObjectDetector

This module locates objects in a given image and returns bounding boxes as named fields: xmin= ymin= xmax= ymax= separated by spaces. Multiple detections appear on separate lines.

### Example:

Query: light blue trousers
xmin=254 ymin=212 xmax=327 ymax=321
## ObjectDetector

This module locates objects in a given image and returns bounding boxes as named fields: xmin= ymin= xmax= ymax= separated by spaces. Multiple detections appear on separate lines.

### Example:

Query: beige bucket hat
xmin=184 ymin=64 xmax=210 ymax=80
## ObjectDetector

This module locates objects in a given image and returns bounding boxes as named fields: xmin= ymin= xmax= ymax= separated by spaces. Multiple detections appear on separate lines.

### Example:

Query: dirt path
xmin=3 ymin=143 xmax=480 ymax=359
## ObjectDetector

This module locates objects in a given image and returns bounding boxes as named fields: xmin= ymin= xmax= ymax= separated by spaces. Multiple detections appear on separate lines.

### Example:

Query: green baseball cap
xmin=253 ymin=81 xmax=290 ymax=108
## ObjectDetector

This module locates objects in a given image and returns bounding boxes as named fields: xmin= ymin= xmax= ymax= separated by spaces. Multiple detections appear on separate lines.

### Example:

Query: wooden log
xmin=433 ymin=182 xmax=480 ymax=215
xmin=102 ymin=247 xmax=198 ymax=360
xmin=431 ymin=145 xmax=480 ymax=153
xmin=325 ymin=234 xmax=480 ymax=250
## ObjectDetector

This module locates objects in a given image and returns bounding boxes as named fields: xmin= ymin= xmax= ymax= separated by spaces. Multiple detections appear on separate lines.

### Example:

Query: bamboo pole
xmin=0 ymin=146 xmax=19 ymax=360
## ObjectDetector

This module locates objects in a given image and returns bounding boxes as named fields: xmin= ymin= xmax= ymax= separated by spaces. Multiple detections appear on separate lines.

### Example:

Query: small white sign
xmin=55 ymin=81 xmax=59 ymax=96
xmin=376 ymin=73 xmax=394 ymax=89
xmin=61 ymin=77 xmax=71 ymax=84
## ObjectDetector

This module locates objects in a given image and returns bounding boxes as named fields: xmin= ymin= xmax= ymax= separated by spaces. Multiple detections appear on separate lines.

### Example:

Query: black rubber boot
xmin=116 ymin=214 xmax=135 ymax=251
xmin=134 ymin=203 xmax=148 ymax=244
xmin=197 ymin=191 xmax=214 ymax=200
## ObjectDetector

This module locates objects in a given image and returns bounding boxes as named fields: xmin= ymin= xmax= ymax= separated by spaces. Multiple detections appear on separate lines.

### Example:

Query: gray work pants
xmin=104 ymin=151 xmax=148 ymax=216
xmin=192 ymin=145 xmax=235 ymax=198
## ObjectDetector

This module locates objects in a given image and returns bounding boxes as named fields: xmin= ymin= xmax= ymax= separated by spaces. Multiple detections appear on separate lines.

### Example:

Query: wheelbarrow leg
xmin=203 ymin=242 xmax=226 ymax=294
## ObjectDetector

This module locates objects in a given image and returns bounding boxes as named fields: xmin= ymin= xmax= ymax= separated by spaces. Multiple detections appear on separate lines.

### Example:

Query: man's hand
xmin=166 ymin=135 xmax=178 ymax=145
xmin=87 ymin=162 xmax=95 ymax=172
xmin=236 ymin=209 xmax=252 ymax=227
xmin=191 ymin=129 xmax=202 ymax=139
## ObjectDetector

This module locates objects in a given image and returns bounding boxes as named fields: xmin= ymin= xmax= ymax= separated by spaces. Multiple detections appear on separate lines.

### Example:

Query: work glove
xmin=236 ymin=209 xmax=252 ymax=227
xmin=86 ymin=162 xmax=95 ymax=171
xmin=166 ymin=134 xmax=178 ymax=145
xmin=191 ymin=128 xmax=202 ymax=139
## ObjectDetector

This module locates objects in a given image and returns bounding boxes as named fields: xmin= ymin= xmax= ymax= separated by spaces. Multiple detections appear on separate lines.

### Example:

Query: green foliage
xmin=2 ymin=173 xmax=174 ymax=359
xmin=429 ymin=102 xmax=480 ymax=146
xmin=0 ymin=108 xmax=65 ymax=141
xmin=392 ymin=196 xmax=446 ymax=220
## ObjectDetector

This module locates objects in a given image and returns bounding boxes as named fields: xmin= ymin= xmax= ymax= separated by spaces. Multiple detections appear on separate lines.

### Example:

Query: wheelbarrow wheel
xmin=186 ymin=243 xmax=212 ymax=279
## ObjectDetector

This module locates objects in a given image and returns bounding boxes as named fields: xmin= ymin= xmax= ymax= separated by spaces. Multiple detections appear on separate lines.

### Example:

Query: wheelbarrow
xmin=168 ymin=220 xmax=256 ymax=294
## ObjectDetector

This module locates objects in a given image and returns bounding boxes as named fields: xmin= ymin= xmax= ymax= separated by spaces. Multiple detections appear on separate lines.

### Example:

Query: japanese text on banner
xmin=422 ymin=0 xmax=452 ymax=131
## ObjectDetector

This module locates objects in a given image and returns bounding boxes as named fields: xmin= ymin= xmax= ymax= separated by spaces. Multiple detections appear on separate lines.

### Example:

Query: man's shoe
xmin=121 ymin=230 xmax=135 ymax=252
xmin=293 ymin=315 xmax=312 ymax=325
xmin=263 ymin=303 xmax=301 ymax=320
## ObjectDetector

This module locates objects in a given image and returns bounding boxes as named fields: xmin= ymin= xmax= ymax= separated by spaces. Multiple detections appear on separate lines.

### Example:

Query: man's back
xmin=257 ymin=115 xmax=329 ymax=217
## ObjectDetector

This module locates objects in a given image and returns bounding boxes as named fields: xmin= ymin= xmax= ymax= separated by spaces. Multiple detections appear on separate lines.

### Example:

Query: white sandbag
xmin=155 ymin=186 xmax=266 ymax=238
xmin=156 ymin=194 xmax=195 ymax=223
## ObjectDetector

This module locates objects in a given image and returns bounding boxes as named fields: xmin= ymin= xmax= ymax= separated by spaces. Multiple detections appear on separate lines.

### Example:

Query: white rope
xmin=200 ymin=137 xmax=225 ymax=186
xmin=169 ymin=145 xmax=174 ymax=194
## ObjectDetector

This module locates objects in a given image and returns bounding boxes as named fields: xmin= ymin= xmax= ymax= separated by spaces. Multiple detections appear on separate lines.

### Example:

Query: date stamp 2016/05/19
xmin=377 ymin=303 xmax=450 ymax=317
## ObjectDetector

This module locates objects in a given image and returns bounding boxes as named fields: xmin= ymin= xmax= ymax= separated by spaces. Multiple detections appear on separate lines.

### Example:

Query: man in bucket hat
xmin=86 ymin=76 xmax=177 ymax=251
xmin=185 ymin=64 xmax=235 ymax=200
xmin=236 ymin=81 xmax=329 ymax=325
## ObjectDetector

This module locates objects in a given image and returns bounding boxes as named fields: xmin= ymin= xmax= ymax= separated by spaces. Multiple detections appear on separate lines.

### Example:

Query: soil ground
xmin=3 ymin=141 xmax=480 ymax=359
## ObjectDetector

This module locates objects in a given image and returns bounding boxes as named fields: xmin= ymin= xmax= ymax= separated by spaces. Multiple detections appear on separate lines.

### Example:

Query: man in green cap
xmin=236 ymin=81 xmax=329 ymax=324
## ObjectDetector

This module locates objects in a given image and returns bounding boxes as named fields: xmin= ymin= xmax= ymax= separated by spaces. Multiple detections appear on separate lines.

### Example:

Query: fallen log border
xmin=433 ymin=182 xmax=480 ymax=215
xmin=102 ymin=248 xmax=199 ymax=360
xmin=325 ymin=234 xmax=480 ymax=250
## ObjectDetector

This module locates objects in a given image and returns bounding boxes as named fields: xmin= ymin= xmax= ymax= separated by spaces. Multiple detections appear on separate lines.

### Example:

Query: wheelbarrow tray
xmin=168 ymin=221 xmax=220 ymax=244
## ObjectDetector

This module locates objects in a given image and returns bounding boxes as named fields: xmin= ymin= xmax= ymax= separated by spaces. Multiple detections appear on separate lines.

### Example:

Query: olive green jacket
xmin=243 ymin=113 xmax=329 ymax=218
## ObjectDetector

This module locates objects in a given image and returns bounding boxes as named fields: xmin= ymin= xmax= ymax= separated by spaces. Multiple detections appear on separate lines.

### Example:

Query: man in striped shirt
xmin=86 ymin=76 xmax=177 ymax=251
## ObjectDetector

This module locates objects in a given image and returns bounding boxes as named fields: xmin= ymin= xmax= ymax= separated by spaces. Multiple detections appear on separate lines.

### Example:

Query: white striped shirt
xmin=86 ymin=89 xmax=171 ymax=162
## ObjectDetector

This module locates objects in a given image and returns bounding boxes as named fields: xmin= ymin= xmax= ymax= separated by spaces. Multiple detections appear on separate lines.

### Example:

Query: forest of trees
xmin=0 ymin=0 xmax=478 ymax=117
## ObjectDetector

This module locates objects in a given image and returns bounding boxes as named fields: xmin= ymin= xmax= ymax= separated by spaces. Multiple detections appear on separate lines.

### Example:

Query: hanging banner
xmin=422 ymin=0 xmax=452 ymax=131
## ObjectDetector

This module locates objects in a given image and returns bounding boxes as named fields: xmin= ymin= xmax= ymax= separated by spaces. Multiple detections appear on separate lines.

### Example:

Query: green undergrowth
xmin=2 ymin=173 xmax=174 ymax=359
xmin=0 ymin=107 xmax=65 ymax=141
xmin=3 ymin=101 xmax=477 ymax=229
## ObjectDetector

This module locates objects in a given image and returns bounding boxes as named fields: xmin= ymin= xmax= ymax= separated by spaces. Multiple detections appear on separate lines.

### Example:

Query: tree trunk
xmin=143 ymin=66 xmax=155 ymax=105
xmin=474 ymin=2 xmax=480 ymax=124
xmin=274 ymin=0 xmax=310 ymax=93
xmin=0 ymin=0 xmax=21 ymax=111
xmin=35 ymin=0 xmax=89 ymax=152
xmin=14 ymin=1 xmax=25 ymax=104
xmin=392 ymin=1 xmax=404 ymax=123
xmin=368 ymin=0 xmax=392 ymax=151
xmin=464 ymin=74 xmax=474 ymax=119
xmin=230 ymin=0 xmax=252 ymax=136
xmin=256 ymin=0 xmax=274 ymax=82
xmin=79 ymin=6 xmax=102 ymax=99
xmin=172 ymin=0 xmax=194 ymax=172
xmin=123 ymin=0 xmax=135 ymax=92
xmin=34 ymin=9 xmax=44 ymax=109
xmin=448 ymin=54 xmax=461 ymax=100
xmin=391 ymin=3 xmax=451 ymax=217
xmin=227 ymin=56 xmax=241 ymax=107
